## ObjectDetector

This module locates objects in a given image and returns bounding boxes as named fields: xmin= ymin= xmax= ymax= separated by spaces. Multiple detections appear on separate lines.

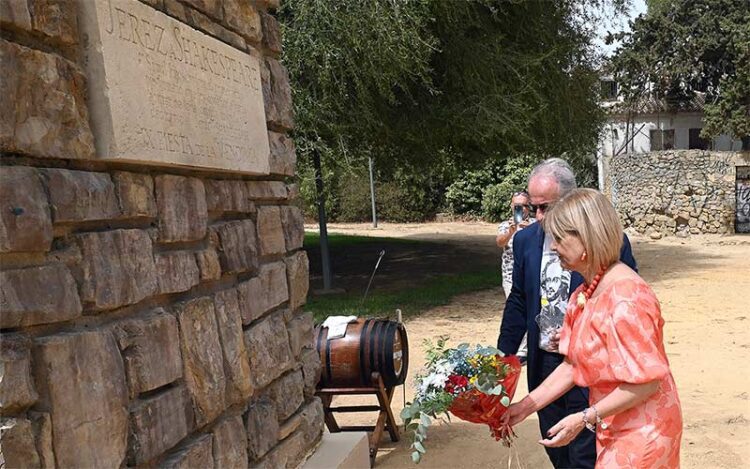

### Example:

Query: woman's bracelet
xmin=582 ymin=406 xmax=608 ymax=432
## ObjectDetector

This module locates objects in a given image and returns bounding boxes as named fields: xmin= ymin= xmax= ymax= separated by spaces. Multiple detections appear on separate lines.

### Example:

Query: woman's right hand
xmin=500 ymin=395 xmax=535 ymax=436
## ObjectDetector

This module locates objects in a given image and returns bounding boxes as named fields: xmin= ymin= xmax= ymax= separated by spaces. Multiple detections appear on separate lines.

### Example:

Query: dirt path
xmin=317 ymin=222 xmax=750 ymax=468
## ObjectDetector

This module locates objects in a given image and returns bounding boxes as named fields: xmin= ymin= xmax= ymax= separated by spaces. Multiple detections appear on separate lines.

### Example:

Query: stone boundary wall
xmin=1 ymin=1 xmax=324 ymax=468
xmin=604 ymin=150 xmax=749 ymax=238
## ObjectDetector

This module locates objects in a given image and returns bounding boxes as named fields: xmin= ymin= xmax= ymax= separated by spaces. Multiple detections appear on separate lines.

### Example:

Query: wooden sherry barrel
xmin=315 ymin=318 xmax=409 ymax=388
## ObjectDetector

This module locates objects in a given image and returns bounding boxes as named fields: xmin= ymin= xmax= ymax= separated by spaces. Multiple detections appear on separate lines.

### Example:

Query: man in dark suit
xmin=497 ymin=158 xmax=637 ymax=468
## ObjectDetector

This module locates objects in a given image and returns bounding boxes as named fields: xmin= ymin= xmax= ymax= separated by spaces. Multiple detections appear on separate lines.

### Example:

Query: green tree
xmin=280 ymin=0 xmax=624 ymax=222
xmin=609 ymin=0 xmax=750 ymax=140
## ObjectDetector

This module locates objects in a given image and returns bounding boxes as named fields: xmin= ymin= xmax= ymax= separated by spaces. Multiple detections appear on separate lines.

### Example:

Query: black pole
xmin=312 ymin=148 xmax=332 ymax=290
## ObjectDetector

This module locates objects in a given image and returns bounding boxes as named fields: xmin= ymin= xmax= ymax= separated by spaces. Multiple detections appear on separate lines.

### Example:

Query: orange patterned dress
xmin=559 ymin=275 xmax=682 ymax=468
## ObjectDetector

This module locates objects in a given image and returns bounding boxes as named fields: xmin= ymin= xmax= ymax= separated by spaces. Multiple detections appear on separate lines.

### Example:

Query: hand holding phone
xmin=513 ymin=205 xmax=524 ymax=224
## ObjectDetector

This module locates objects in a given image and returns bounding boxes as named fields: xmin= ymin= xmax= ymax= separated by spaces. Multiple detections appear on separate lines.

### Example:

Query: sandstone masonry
xmin=0 ymin=1 xmax=318 ymax=467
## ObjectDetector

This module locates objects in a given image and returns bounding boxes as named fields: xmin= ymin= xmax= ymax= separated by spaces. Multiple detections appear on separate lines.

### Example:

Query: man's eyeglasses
xmin=528 ymin=203 xmax=552 ymax=213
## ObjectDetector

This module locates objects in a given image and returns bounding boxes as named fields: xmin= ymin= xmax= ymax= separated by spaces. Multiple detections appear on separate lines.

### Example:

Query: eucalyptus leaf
xmin=412 ymin=451 xmax=421 ymax=464
xmin=501 ymin=396 xmax=511 ymax=407
xmin=414 ymin=441 xmax=426 ymax=454
xmin=420 ymin=414 xmax=432 ymax=427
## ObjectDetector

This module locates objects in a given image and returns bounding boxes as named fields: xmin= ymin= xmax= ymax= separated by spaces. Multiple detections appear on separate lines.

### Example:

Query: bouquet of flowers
xmin=401 ymin=337 xmax=522 ymax=463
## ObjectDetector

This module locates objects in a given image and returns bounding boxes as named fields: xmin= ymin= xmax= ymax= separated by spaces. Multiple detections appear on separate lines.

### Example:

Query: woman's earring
xmin=581 ymin=252 xmax=587 ymax=261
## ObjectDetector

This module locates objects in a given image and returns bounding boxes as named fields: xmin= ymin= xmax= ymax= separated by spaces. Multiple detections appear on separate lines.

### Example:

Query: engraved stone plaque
xmin=78 ymin=0 xmax=270 ymax=174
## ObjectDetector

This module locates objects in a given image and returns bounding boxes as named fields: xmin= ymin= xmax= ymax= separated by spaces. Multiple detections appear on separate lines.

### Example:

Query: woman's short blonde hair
xmin=543 ymin=188 xmax=623 ymax=274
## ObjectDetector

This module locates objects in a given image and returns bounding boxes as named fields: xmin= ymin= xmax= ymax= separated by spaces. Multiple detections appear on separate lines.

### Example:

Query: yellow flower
xmin=469 ymin=376 xmax=478 ymax=385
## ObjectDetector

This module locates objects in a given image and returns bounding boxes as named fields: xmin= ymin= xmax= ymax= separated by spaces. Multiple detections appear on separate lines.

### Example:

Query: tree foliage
xmin=279 ymin=0 xmax=624 ymax=221
xmin=609 ymin=0 xmax=750 ymax=139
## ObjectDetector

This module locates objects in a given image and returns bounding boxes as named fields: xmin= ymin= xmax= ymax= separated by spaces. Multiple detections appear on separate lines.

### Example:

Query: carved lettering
xmin=80 ymin=0 xmax=269 ymax=174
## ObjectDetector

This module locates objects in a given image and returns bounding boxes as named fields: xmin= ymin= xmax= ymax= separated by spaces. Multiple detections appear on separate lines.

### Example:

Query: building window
xmin=650 ymin=129 xmax=675 ymax=151
xmin=689 ymin=128 xmax=709 ymax=150
xmin=600 ymin=80 xmax=618 ymax=101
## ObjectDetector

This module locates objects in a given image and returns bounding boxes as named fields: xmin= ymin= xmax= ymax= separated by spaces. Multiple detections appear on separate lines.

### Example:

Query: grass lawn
xmin=304 ymin=232 xmax=500 ymax=323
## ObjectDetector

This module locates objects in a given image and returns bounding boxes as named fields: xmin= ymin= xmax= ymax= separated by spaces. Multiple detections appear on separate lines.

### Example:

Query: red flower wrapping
xmin=448 ymin=355 xmax=522 ymax=440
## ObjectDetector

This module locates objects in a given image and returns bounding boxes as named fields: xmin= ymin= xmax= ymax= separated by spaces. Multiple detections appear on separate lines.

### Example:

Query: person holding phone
xmin=496 ymin=191 xmax=535 ymax=363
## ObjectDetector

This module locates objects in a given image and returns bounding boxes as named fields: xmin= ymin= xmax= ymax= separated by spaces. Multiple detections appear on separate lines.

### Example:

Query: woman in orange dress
xmin=504 ymin=188 xmax=682 ymax=468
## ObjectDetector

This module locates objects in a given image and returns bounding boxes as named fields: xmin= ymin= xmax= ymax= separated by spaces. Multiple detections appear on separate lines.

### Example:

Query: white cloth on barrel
xmin=321 ymin=315 xmax=358 ymax=340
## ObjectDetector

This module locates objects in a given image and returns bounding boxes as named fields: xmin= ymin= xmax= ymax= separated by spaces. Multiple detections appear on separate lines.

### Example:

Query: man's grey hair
xmin=528 ymin=158 xmax=577 ymax=197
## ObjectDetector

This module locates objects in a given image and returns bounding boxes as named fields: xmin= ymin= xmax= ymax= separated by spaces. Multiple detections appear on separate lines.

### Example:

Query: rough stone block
xmin=246 ymin=181 xmax=288 ymax=200
xmin=0 ymin=264 xmax=82 ymax=328
xmin=265 ymin=431 xmax=305 ymax=469
xmin=211 ymin=220 xmax=258 ymax=274
xmin=280 ymin=206 xmax=304 ymax=251
xmin=263 ymin=370 xmax=304 ymax=422
xmin=0 ymin=413 xmax=54 ymax=468
xmin=287 ymin=312 xmax=314 ymax=358
xmin=155 ymin=175 xmax=207 ymax=243
xmin=175 ymin=297 xmax=226 ymax=427
xmin=195 ymin=247 xmax=222 ymax=281
xmin=299 ymin=397 xmax=325 ymax=448
xmin=155 ymin=250 xmax=201 ymax=294
xmin=0 ymin=335 xmax=37 ymax=416
xmin=300 ymin=348 xmax=322 ymax=398
xmin=204 ymin=179 xmax=253 ymax=213
xmin=42 ymin=169 xmax=119 ymax=222
xmin=33 ymin=330 xmax=129 ymax=468
xmin=260 ymin=12 xmax=281 ymax=54
xmin=113 ymin=171 xmax=157 ymax=218
xmin=0 ymin=39 xmax=94 ymax=159
xmin=277 ymin=413 xmax=302 ymax=441
xmin=182 ymin=0 xmax=222 ymax=21
xmin=245 ymin=398 xmax=279 ymax=460
xmin=28 ymin=0 xmax=79 ymax=44
xmin=237 ymin=262 xmax=288 ymax=324
xmin=257 ymin=0 xmax=281 ymax=11
xmin=213 ymin=289 xmax=254 ymax=405
xmin=187 ymin=7 xmax=246 ymax=50
xmin=261 ymin=58 xmax=294 ymax=130
xmin=211 ymin=416 xmax=248 ymax=469
xmin=224 ymin=0 xmax=261 ymax=42
xmin=0 ymin=166 xmax=52 ymax=253
xmin=285 ymin=251 xmax=309 ymax=311
xmin=0 ymin=0 xmax=32 ymax=30
xmin=112 ymin=310 xmax=183 ymax=398
xmin=286 ymin=183 xmax=300 ymax=201
xmin=0 ymin=417 xmax=40 ymax=467
xmin=128 ymin=386 xmax=194 ymax=465
xmin=268 ymin=131 xmax=296 ymax=176
xmin=162 ymin=433 xmax=214 ymax=469
xmin=75 ymin=229 xmax=158 ymax=310
xmin=244 ymin=312 xmax=293 ymax=388
xmin=257 ymin=206 xmax=286 ymax=256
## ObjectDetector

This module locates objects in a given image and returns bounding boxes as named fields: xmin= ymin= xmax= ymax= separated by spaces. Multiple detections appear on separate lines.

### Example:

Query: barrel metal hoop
xmin=370 ymin=320 xmax=383 ymax=385
xmin=384 ymin=322 xmax=396 ymax=387
xmin=378 ymin=321 xmax=389 ymax=386
xmin=359 ymin=319 xmax=372 ymax=385
xmin=398 ymin=323 xmax=409 ymax=385
xmin=324 ymin=328 xmax=334 ymax=385
xmin=315 ymin=327 xmax=329 ymax=385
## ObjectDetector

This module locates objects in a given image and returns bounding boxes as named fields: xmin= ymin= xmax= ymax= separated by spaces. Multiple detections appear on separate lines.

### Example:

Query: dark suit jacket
xmin=497 ymin=222 xmax=638 ymax=391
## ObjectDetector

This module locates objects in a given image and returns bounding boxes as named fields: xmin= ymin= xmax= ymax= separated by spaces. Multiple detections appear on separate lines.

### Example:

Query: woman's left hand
xmin=539 ymin=412 xmax=586 ymax=448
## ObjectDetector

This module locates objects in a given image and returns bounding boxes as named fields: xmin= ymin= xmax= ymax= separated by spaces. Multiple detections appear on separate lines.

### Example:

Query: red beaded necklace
xmin=576 ymin=266 xmax=607 ymax=308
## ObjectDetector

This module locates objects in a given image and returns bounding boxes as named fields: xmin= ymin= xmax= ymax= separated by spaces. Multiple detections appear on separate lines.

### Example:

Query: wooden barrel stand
xmin=315 ymin=319 xmax=408 ymax=467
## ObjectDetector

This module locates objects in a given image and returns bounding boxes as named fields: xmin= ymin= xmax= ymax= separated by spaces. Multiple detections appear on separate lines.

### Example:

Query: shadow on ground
xmin=305 ymin=230 xmax=731 ymax=296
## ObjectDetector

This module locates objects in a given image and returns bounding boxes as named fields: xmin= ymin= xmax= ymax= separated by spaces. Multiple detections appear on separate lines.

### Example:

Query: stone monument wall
xmin=0 ymin=1 xmax=323 ymax=467
xmin=604 ymin=150 xmax=749 ymax=237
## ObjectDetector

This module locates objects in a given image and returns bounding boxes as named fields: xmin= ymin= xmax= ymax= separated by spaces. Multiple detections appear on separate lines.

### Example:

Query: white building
xmin=598 ymin=79 xmax=746 ymax=157
xmin=596 ymin=78 xmax=748 ymax=190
